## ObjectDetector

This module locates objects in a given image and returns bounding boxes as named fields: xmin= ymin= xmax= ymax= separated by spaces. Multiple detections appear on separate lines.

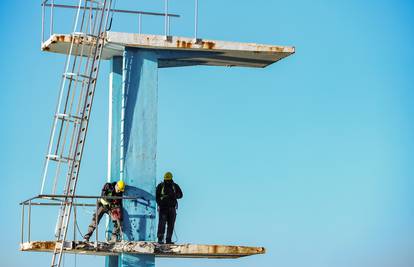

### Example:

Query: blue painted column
xmin=109 ymin=48 xmax=158 ymax=267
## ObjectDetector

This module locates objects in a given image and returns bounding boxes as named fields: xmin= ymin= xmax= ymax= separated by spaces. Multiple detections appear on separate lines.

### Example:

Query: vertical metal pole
xmin=194 ymin=0 xmax=199 ymax=40
xmin=21 ymin=204 xmax=25 ymax=243
xmin=50 ymin=0 xmax=55 ymax=37
xmin=138 ymin=13 xmax=142 ymax=34
xmin=41 ymin=0 xmax=45 ymax=44
xmin=95 ymin=203 xmax=98 ymax=247
xmin=168 ymin=16 xmax=171 ymax=36
xmin=73 ymin=204 xmax=76 ymax=242
xmin=164 ymin=0 xmax=168 ymax=37
xmin=28 ymin=201 xmax=32 ymax=242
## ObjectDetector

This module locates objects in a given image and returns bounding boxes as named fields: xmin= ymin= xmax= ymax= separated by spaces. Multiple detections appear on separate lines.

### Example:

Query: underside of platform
xmin=20 ymin=241 xmax=265 ymax=259
xmin=42 ymin=32 xmax=294 ymax=68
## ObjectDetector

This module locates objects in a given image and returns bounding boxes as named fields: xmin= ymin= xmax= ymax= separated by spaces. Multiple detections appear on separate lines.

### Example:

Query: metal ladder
xmin=38 ymin=1 xmax=114 ymax=266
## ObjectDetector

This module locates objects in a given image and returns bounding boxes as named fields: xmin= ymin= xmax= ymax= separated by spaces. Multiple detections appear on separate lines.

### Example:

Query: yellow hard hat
xmin=164 ymin=172 xmax=173 ymax=181
xmin=116 ymin=180 xmax=125 ymax=192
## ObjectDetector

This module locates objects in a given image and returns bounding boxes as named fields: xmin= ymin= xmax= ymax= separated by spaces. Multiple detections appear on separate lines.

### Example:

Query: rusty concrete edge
xmin=106 ymin=32 xmax=295 ymax=53
xmin=41 ymin=33 xmax=295 ymax=55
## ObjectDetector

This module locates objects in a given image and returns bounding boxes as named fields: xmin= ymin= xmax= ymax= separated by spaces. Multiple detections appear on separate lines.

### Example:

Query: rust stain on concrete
xmin=201 ymin=41 xmax=215 ymax=49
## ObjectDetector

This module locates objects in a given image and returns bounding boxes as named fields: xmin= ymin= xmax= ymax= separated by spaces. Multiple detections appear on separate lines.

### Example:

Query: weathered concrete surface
xmin=42 ymin=32 xmax=294 ymax=68
xmin=20 ymin=241 xmax=265 ymax=259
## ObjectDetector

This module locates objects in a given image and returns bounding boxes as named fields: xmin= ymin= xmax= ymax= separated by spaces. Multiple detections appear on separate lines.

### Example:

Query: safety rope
xmin=173 ymin=228 xmax=179 ymax=243
xmin=173 ymin=209 xmax=179 ymax=243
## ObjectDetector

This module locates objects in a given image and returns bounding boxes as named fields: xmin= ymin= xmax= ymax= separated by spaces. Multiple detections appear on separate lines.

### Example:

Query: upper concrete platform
xmin=42 ymin=32 xmax=294 ymax=68
xmin=20 ymin=241 xmax=265 ymax=259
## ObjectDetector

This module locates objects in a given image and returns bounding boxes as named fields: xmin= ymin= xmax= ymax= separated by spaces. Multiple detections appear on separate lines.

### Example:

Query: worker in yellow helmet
xmin=83 ymin=180 xmax=125 ymax=242
xmin=156 ymin=172 xmax=183 ymax=244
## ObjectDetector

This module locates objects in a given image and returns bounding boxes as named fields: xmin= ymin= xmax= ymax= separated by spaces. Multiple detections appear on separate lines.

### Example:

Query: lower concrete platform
xmin=20 ymin=241 xmax=265 ymax=259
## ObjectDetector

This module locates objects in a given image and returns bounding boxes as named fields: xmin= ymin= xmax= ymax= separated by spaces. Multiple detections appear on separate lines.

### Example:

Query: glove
xmin=100 ymin=198 xmax=109 ymax=206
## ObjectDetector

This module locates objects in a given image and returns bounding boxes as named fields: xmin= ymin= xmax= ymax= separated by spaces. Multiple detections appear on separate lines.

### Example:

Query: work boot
xmin=110 ymin=234 xmax=118 ymax=243
xmin=165 ymin=239 xmax=174 ymax=244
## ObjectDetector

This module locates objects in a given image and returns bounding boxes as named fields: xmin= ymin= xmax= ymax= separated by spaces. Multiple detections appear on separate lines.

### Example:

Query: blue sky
xmin=1 ymin=0 xmax=414 ymax=267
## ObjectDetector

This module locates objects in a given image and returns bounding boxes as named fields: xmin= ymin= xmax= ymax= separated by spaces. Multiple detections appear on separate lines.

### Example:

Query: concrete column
xmin=109 ymin=48 xmax=158 ymax=267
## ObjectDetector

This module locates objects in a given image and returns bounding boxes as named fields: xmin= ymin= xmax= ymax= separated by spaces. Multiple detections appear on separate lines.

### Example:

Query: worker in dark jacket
xmin=156 ymin=172 xmax=183 ymax=244
xmin=83 ymin=180 xmax=125 ymax=242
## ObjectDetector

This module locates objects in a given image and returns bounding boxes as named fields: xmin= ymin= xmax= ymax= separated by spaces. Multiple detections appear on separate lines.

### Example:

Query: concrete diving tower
xmin=21 ymin=241 xmax=265 ymax=258
xmin=38 ymin=32 xmax=293 ymax=266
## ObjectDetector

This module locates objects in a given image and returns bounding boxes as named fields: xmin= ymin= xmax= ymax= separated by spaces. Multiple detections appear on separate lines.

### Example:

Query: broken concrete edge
xmin=20 ymin=241 xmax=265 ymax=259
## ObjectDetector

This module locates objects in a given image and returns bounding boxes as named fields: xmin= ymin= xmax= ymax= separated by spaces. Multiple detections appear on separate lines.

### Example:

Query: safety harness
xmin=160 ymin=182 xmax=177 ymax=201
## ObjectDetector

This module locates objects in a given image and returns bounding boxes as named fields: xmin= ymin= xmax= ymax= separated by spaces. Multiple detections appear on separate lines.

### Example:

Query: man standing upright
xmin=156 ymin=172 xmax=183 ymax=244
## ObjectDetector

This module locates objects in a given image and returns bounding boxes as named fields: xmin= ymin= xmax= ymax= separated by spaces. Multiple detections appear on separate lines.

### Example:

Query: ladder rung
xmin=55 ymin=113 xmax=82 ymax=124
xmin=71 ymin=32 xmax=99 ymax=38
xmin=63 ymin=72 xmax=96 ymax=83
xmin=46 ymin=154 xmax=74 ymax=163
xmin=86 ymin=0 xmax=105 ymax=7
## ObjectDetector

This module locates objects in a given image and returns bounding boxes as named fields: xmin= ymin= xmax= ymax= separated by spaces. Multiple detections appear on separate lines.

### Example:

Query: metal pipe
xmin=168 ymin=15 xmax=171 ymax=36
xmin=21 ymin=202 xmax=96 ymax=207
xmin=41 ymin=1 xmax=45 ymax=44
xmin=194 ymin=0 xmax=199 ymax=40
xmin=138 ymin=13 xmax=142 ymax=34
xmin=19 ymin=195 xmax=141 ymax=206
xmin=28 ymin=201 xmax=32 ymax=242
xmin=164 ymin=0 xmax=169 ymax=37
xmin=73 ymin=205 xmax=76 ymax=241
xmin=43 ymin=3 xmax=180 ymax=18
xmin=50 ymin=0 xmax=55 ymax=36
xmin=20 ymin=195 xmax=43 ymax=205
xmin=95 ymin=203 xmax=98 ymax=247
xmin=39 ymin=194 xmax=142 ymax=200
xmin=21 ymin=204 xmax=25 ymax=243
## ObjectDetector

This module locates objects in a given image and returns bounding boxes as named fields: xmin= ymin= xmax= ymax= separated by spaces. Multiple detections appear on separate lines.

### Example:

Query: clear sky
xmin=1 ymin=0 xmax=414 ymax=267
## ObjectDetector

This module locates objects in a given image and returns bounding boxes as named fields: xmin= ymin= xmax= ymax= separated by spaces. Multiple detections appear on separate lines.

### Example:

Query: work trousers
xmin=157 ymin=206 xmax=177 ymax=242
xmin=85 ymin=202 xmax=121 ymax=240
